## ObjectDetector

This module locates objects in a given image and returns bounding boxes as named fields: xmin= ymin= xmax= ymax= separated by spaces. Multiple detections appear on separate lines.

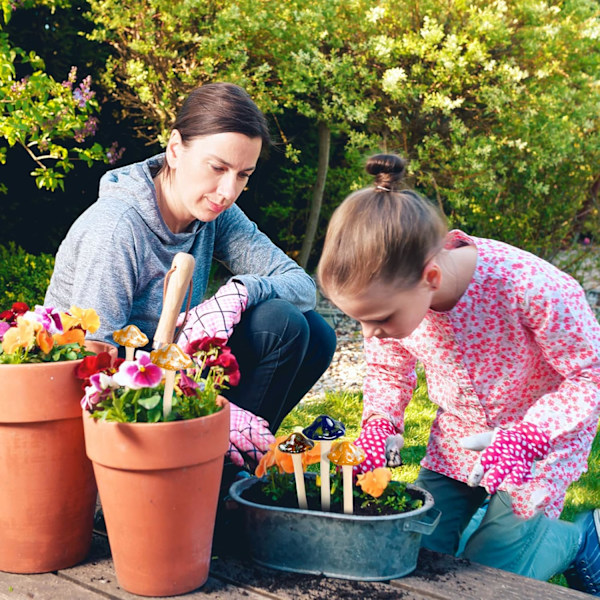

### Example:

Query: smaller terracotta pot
xmin=0 ymin=340 xmax=116 ymax=574
xmin=83 ymin=399 xmax=230 ymax=597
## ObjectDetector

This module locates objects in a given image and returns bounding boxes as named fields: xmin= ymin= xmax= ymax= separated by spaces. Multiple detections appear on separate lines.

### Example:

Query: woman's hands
xmin=177 ymin=281 xmax=248 ymax=351
xmin=227 ymin=403 xmax=275 ymax=468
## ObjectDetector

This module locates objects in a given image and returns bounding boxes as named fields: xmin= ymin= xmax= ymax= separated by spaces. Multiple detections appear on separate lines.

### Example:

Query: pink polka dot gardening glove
xmin=227 ymin=403 xmax=276 ymax=469
xmin=353 ymin=418 xmax=404 ymax=475
xmin=177 ymin=281 xmax=248 ymax=352
xmin=462 ymin=422 xmax=551 ymax=495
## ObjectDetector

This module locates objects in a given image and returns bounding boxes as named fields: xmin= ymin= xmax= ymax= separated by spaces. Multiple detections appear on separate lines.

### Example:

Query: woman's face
xmin=329 ymin=276 xmax=437 ymax=340
xmin=163 ymin=130 xmax=262 ymax=231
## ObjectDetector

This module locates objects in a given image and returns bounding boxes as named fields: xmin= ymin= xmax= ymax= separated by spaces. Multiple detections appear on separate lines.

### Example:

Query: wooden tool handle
xmin=152 ymin=253 xmax=195 ymax=349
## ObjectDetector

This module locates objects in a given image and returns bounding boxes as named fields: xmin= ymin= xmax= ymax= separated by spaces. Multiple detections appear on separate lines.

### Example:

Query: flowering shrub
xmin=0 ymin=302 xmax=99 ymax=364
xmin=77 ymin=336 xmax=239 ymax=423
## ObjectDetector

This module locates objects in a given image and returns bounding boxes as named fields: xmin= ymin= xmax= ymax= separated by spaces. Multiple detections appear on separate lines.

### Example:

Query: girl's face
xmin=162 ymin=130 xmax=262 ymax=232
xmin=330 ymin=274 xmax=439 ymax=340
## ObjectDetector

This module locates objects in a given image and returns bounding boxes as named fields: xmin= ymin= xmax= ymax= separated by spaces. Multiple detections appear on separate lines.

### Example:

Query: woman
xmin=45 ymin=82 xmax=336 ymax=469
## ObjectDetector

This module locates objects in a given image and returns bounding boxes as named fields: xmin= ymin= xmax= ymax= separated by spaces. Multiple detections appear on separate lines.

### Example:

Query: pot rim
xmin=0 ymin=340 xmax=116 ymax=369
xmin=229 ymin=472 xmax=435 ymax=522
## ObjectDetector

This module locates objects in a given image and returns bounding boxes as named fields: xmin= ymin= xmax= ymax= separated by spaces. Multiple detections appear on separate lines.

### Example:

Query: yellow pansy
xmin=2 ymin=317 xmax=36 ymax=354
xmin=60 ymin=307 xmax=100 ymax=334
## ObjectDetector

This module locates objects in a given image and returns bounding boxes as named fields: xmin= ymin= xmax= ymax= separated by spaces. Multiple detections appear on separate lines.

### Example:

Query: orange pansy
xmin=36 ymin=329 xmax=54 ymax=354
xmin=255 ymin=435 xmax=321 ymax=477
xmin=356 ymin=467 xmax=393 ymax=498
xmin=53 ymin=328 xmax=85 ymax=346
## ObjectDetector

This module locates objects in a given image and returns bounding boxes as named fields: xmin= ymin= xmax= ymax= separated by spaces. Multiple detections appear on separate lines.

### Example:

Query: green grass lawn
xmin=276 ymin=368 xmax=600 ymax=589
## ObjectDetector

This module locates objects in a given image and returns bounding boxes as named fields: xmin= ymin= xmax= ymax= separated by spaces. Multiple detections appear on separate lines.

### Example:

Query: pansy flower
xmin=113 ymin=352 xmax=162 ymax=390
xmin=255 ymin=435 xmax=321 ymax=477
xmin=356 ymin=467 xmax=393 ymax=498
xmin=60 ymin=306 xmax=100 ymax=334
xmin=22 ymin=306 xmax=63 ymax=335
xmin=177 ymin=371 xmax=200 ymax=397
xmin=2 ymin=316 xmax=37 ymax=354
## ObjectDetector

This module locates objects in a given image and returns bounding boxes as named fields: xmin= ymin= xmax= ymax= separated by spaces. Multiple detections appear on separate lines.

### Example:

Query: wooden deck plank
xmin=210 ymin=555 xmax=440 ymax=600
xmin=389 ymin=549 xmax=589 ymax=600
xmin=59 ymin=535 xmax=279 ymax=599
xmin=0 ymin=571 xmax=102 ymax=599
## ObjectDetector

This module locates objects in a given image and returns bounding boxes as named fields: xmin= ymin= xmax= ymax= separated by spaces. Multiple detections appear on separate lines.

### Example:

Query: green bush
xmin=0 ymin=243 xmax=55 ymax=308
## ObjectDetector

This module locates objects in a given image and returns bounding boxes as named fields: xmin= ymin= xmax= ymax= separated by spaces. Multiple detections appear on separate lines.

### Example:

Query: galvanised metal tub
xmin=229 ymin=474 xmax=440 ymax=581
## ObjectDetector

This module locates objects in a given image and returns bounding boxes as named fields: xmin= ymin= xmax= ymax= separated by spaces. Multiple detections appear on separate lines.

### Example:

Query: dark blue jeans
xmin=223 ymin=298 xmax=337 ymax=433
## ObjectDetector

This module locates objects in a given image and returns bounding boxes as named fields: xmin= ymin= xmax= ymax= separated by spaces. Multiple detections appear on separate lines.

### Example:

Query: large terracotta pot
xmin=0 ymin=340 xmax=116 ymax=573
xmin=83 ymin=399 xmax=230 ymax=597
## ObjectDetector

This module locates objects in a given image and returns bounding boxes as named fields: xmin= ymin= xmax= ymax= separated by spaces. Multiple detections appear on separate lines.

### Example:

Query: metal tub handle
xmin=402 ymin=508 xmax=441 ymax=535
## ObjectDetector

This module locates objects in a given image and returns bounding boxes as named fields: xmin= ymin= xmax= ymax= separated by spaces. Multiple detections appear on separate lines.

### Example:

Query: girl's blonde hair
xmin=317 ymin=154 xmax=448 ymax=298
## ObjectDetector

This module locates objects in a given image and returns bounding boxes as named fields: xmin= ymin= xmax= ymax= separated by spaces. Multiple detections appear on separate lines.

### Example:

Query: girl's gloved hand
xmin=461 ymin=421 xmax=551 ymax=494
xmin=227 ymin=403 xmax=275 ymax=468
xmin=353 ymin=418 xmax=404 ymax=475
xmin=177 ymin=281 xmax=248 ymax=352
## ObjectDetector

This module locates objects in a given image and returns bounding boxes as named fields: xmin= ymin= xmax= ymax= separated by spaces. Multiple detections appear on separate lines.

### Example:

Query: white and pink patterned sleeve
xmin=362 ymin=336 xmax=417 ymax=432
xmin=519 ymin=276 xmax=600 ymax=439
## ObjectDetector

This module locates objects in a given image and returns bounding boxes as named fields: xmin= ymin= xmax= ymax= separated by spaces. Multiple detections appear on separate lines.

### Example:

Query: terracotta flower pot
xmin=82 ymin=399 xmax=230 ymax=597
xmin=0 ymin=341 xmax=116 ymax=574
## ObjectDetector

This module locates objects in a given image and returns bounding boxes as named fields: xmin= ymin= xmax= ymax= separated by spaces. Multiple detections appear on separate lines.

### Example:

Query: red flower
xmin=208 ymin=347 xmax=240 ymax=387
xmin=0 ymin=302 xmax=30 ymax=324
xmin=187 ymin=335 xmax=226 ymax=355
xmin=75 ymin=352 xmax=123 ymax=388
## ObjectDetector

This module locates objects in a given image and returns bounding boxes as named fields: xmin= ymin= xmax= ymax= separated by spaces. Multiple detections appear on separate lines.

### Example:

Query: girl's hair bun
xmin=366 ymin=154 xmax=407 ymax=191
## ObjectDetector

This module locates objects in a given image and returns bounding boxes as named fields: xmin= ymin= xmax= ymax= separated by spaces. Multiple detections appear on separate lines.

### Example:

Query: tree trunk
xmin=298 ymin=121 xmax=331 ymax=269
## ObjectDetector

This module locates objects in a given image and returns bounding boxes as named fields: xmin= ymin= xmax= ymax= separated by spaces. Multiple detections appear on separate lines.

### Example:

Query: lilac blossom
xmin=113 ymin=352 xmax=162 ymax=390
xmin=72 ymin=75 xmax=95 ymax=109
xmin=106 ymin=141 xmax=126 ymax=165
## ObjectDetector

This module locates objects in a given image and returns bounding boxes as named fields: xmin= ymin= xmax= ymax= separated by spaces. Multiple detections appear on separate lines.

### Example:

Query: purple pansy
xmin=113 ymin=352 xmax=162 ymax=390
xmin=22 ymin=306 xmax=63 ymax=334
xmin=0 ymin=321 xmax=10 ymax=341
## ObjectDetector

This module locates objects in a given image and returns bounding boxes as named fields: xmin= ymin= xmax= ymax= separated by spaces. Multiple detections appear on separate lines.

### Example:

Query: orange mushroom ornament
xmin=113 ymin=324 xmax=149 ymax=361
xmin=328 ymin=440 xmax=366 ymax=514
xmin=150 ymin=343 xmax=193 ymax=418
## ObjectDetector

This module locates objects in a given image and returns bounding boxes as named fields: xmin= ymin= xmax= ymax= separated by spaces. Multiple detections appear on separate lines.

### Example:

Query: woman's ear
xmin=165 ymin=129 xmax=183 ymax=169
xmin=422 ymin=261 xmax=442 ymax=291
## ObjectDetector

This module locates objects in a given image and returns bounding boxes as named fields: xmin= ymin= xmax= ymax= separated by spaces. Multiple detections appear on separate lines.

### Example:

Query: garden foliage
xmin=84 ymin=0 xmax=600 ymax=266
xmin=0 ymin=0 xmax=112 ymax=192
xmin=0 ymin=243 xmax=54 ymax=307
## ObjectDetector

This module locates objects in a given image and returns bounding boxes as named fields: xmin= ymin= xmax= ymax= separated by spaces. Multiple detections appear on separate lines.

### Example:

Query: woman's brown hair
xmin=317 ymin=154 xmax=447 ymax=298
xmin=159 ymin=82 xmax=271 ymax=177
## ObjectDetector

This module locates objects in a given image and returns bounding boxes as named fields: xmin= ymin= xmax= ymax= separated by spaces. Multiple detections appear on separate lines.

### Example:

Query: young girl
xmin=317 ymin=153 xmax=600 ymax=595
xmin=45 ymin=82 xmax=336 ymax=471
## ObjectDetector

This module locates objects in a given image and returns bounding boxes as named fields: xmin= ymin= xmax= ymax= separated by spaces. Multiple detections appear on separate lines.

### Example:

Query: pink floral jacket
xmin=363 ymin=230 xmax=600 ymax=518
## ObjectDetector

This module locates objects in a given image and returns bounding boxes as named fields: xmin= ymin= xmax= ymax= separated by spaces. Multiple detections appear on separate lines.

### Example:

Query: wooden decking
xmin=0 ymin=532 xmax=589 ymax=599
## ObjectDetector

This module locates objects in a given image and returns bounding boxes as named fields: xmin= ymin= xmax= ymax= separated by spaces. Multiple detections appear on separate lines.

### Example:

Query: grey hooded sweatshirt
xmin=45 ymin=154 xmax=317 ymax=346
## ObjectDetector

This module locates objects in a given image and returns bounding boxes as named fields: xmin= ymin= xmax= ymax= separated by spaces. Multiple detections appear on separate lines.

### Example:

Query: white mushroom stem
xmin=125 ymin=346 xmax=135 ymax=362
xmin=319 ymin=440 xmax=332 ymax=512
xmin=291 ymin=453 xmax=308 ymax=509
xmin=162 ymin=370 xmax=176 ymax=419
xmin=342 ymin=465 xmax=353 ymax=515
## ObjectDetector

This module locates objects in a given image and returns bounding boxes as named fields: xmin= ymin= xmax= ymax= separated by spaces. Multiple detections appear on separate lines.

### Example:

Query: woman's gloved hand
xmin=227 ymin=403 xmax=275 ymax=468
xmin=177 ymin=280 xmax=248 ymax=352
xmin=353 ymin=418 xmax=404 ymax=474
xmin=461 ymin=421 xmax=551 ymax=494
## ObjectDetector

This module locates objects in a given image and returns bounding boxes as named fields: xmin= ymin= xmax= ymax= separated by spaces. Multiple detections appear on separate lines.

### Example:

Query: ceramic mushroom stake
xmin=302 ymin=415 xmax=345 ymax=511
xmin=328 ymin=441 xmax=366 ymax=515
xmin=150 ymin=343 xmax=193 ymax=419
xmin=278 ymin=432 xmax=315 ymax=510
xmin=113 ymin=324 xmax=149 ymax=361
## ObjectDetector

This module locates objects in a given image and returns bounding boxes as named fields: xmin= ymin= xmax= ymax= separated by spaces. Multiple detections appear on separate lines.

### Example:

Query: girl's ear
xmin=165 ymin=129 xmax=183 ymax=169
xmin=422 ymin=261 xmax=442 ymax=291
